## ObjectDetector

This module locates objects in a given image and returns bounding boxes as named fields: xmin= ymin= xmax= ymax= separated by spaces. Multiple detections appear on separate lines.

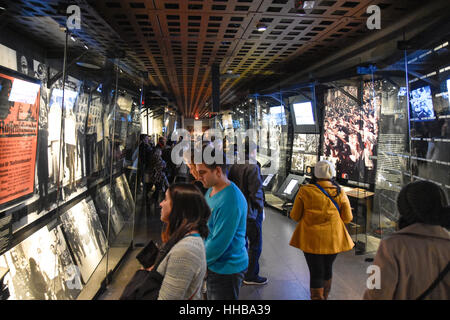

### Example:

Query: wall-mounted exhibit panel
xmin=0 ymin=29 xmax=142 ymax=299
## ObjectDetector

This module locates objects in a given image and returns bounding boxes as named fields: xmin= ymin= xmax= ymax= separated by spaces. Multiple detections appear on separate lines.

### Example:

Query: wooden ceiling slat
xmin=5 ymin=0 xmax=429 ymax=118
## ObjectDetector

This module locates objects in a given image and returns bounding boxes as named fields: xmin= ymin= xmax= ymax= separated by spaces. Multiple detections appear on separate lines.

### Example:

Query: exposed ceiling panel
xmin=1 ymin=0 xmax=433 ymax=118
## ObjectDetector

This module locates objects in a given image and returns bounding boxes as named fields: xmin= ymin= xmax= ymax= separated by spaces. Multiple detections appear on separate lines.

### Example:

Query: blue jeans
xmin=206 ymin=269 xmax=245 ymax=300
xmin=245 ymin=212 xmax=263 ymax=280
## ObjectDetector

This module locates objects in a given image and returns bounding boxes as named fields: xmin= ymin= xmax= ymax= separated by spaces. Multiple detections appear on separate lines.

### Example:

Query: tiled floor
xmin=98 ymin=201 xmax=375 ymax=300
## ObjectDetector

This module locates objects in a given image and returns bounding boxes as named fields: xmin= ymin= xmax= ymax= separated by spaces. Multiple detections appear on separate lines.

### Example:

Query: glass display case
xmin=0 ymin=27 xmax=142 ymax=299
xmin=252 ymin=92 xmax=290 ymax=212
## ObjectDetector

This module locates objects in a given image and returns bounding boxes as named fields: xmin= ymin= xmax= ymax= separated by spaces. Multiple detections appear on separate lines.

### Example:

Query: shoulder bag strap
xmin=152 ymin=237 xmax=180 ymax=270
xmin=314 ymin=183 xmax=341 ymax=214
xmin=416 ymin=261 xmax=450 ymax=300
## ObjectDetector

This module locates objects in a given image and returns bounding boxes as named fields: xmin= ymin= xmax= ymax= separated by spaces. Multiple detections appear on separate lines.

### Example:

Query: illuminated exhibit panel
xmin=292 ymin=102 xmax=315 ymax=125
xmin=0 ymin=71 xmax=40 ymax=207
xmin=60 ymin=198 xmax=107 ymax=284
xmin=275 ymin=174 xmax=306 ymax=202
xmin=322 ymin=83 xmax=380 ymax=184
xmin=2 ymin=225 xmax=82 ymax=300
xmin=409 ymin=86 xmax=435 ymax=120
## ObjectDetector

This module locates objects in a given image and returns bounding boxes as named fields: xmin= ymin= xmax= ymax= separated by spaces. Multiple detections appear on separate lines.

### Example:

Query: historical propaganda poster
xmin=0 ymin=72 xmax=40 ymax=206
xmin=60 ymin=198 xmax=107 ymax=283
xmin=2 ymin=225 xmax=82 ymax=300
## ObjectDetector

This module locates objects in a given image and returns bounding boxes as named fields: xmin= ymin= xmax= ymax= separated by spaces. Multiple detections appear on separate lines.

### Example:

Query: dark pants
xmin=303 ymin=252 xmax=338 ymax=288
xmin=77 ymin=129 xmax=86 ymax=178
xmin=245 ymin=212 xmax=263 ymax=280
xmin=206 ymin=269 xmax=245 ymax=300
xmin=85 ymin=134 xmax=96 ymax=176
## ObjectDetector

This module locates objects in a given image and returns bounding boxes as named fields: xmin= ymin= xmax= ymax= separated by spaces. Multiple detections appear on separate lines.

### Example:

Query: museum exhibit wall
xmin=0 ymin=29 xmax=142 ymax=300
xmin=242 ymin=23 xmax=450 ymax=255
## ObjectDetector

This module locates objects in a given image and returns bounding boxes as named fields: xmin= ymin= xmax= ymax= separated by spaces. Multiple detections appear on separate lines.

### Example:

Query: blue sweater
xmin=204 ymin=181 xmax=248 ymax=274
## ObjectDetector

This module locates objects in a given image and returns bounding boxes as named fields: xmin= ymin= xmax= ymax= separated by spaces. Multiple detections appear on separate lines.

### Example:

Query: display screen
xmin=269 ymin=106 xmax=287 ymax=125
xmin=283 ymin=179 xmax=298 ymax=195
xmin=0 ymin=71 xmax=40 ymax=207
xmin=233 ymin=119 xmax=240 ymax=129
xmin=293 ymin=102 xmax=315 ymax=125
xmin=410 ymin=85 xmax=435 ymax=120
xmin=262 ymin=174 xmax=274 ymax=187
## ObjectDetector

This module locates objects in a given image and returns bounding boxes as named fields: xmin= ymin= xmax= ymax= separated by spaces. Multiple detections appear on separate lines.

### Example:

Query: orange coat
xmin=289 ymin=180 xmax=354 ymax=254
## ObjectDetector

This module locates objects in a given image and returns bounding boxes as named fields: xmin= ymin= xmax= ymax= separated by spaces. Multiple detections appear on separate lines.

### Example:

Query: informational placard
xmin=0 ymin=72 xmax=40 ymax=206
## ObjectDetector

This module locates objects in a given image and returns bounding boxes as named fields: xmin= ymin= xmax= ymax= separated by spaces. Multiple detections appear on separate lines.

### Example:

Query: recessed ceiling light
xmin=76 ymin=62 xmax=101 ymax=70
xmin=256 ymin=23 xmax=267 ymax=32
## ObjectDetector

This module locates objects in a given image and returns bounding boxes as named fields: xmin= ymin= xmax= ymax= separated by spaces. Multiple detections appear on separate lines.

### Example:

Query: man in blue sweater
xmin=196 ymin=143 xmax=248 ymax=300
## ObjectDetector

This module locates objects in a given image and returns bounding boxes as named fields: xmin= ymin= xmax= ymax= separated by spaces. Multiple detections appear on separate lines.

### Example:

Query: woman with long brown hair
xmin=154 ymin=183 xmax=210 ymax=300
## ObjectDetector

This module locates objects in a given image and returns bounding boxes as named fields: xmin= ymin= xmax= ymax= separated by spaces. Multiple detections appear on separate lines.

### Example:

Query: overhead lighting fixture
xmin=76 ymin=62 xmax=101 ymax=70
xmin=294 ymin=0 xmax=316 ymax=14
xmin=84 ymin=44 xmax=89 ymax=50
xmin=70 ymin=35 xmax=76 ymax=42
xmin=256 ymin=23 xmax=267 ymax=32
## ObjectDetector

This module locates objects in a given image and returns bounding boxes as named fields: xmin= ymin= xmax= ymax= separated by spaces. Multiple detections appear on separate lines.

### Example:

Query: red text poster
xmin=0 ymin=72 xmax=40 ymax=206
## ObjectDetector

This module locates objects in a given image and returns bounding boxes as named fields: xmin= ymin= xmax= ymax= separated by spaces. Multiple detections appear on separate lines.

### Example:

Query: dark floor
xmin=98 ymin=191 xmax=374 ymax=300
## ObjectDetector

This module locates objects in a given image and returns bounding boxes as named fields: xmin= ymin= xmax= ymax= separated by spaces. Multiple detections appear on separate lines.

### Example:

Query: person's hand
xmin=140 ymin=265 xmax=154 ymax=271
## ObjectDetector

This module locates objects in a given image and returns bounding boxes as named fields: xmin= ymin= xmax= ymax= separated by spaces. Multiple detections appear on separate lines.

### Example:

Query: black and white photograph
xmin=61 ymin=198 xmax=107 ymax=284
xmin=93 ymin=185 xmax=125 ymax=238
xmin=293 ymin=134 xmax=306 ymax=152
xmin=291 ymin=153 xmax=304 ymax=172
xmin=303 ymin=154 xmax=318 ymax=169
xmin=410 ymin=85 xmax=435 ymax=120
xmin=304 ymin=134 xmax=319 ymax=154
xmin=2 ymin=225 xmax=83 ymax=300
xmin=112 ymin=174 xmax=135 ymax=219
xmin=322 ymin=83 xmax=380 ymax=183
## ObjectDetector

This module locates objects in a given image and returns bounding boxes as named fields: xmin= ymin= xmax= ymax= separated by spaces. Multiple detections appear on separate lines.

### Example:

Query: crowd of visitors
xmin=123 ymin=134 xmax=449 ymax=301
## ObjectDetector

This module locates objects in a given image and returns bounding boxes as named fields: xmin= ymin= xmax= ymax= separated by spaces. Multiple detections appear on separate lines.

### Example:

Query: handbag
xmin=119 ymin=239 xmax=177 ymax=300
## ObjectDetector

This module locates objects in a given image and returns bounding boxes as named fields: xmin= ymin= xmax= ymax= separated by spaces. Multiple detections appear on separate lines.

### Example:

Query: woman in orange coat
xmin=289 ymin=160 xmax=354 ymax=300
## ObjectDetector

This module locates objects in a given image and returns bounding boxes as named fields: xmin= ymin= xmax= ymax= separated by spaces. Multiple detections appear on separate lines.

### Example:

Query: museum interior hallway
xmin=98 ymin=193 xmax=373 ymax=300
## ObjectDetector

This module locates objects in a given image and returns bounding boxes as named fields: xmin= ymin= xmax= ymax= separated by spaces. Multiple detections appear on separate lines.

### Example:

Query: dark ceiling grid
xmin=2 ymin=0 xmax=145 ymax=88
xmin=90 ymin=0 xmax=423 ymax=118
xmin=217 ymin=0 xmax=366 ymax=105
xmin=217 ymin=0 xmax=403 ymax=107
xmin=95 ymin=1 xmax=168 ymax=90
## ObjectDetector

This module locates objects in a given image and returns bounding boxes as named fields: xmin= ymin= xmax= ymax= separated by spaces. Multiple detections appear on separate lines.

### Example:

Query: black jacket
xmin=228 ymin=161 xmax=264 ymax=220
